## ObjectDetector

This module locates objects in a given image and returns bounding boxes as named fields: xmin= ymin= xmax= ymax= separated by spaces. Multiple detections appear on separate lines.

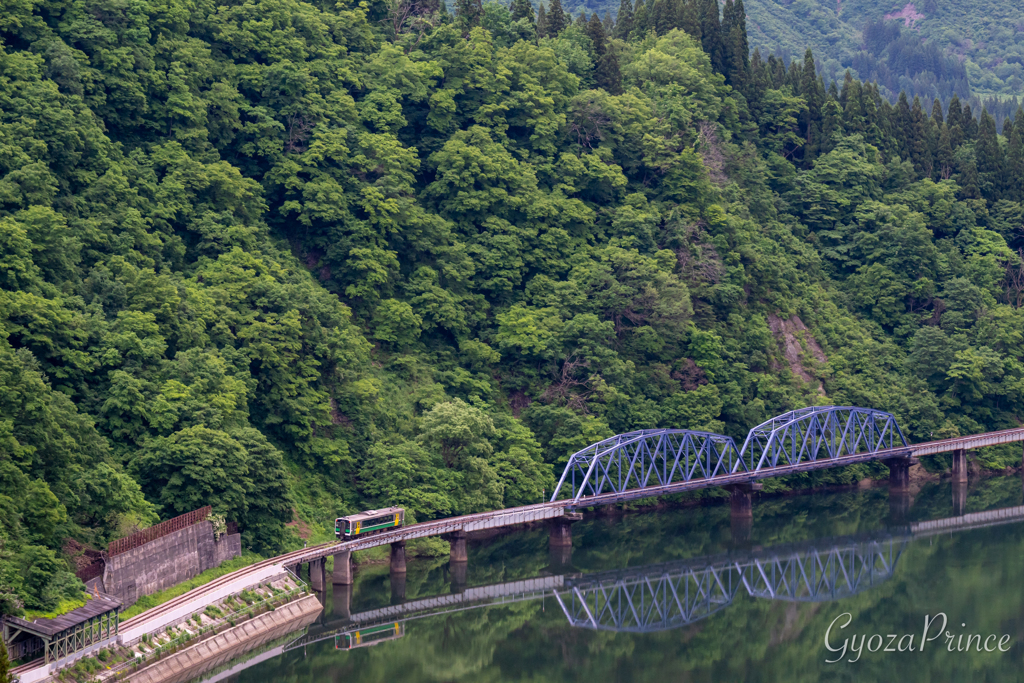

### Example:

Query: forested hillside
xmin=2 ymin=0 xmax=1024 ymax=617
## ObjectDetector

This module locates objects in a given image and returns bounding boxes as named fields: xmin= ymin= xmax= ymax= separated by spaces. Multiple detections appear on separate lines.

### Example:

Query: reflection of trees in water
xmin=235 ymin=479 xmax=1024 ymax=683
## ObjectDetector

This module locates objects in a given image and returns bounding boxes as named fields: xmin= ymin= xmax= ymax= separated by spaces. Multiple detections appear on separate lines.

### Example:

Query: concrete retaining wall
xmin=125 ymin=595 xmax=322 ymax=683
xmin=103 ymin=522 xmax=241 ymax=606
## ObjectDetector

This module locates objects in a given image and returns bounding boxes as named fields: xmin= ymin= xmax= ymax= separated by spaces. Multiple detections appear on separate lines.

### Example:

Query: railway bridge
xmin=285 ymin=503 xmax=1024 ymax=652
xmin=285 ymin=406 xmax=1024 ymax=593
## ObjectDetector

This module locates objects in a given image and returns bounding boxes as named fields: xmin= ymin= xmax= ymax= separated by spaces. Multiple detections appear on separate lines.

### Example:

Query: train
xmin=335 ymin=506 xmax=405 ymax=538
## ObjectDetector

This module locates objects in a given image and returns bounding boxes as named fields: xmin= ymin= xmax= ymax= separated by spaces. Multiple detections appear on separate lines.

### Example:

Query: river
xmin=215 ymin=476 xmax=1024 ymax=682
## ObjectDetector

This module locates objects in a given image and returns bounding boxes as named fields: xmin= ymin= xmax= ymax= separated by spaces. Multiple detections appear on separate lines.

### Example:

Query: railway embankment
xmin=118 ymin=592 xmax=321 ymax=683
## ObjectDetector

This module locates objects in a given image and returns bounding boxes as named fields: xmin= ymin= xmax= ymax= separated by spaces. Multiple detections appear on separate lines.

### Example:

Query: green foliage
xmin=0 ymin=0 xmax=1023 ymax=618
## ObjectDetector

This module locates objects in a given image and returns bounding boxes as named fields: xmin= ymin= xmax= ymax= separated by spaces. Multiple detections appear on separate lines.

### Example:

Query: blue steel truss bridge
xmin=275 ymin=405 xmax=1024 ymax=577
xmin=548 ymin=405 xmax=1018 ymax=506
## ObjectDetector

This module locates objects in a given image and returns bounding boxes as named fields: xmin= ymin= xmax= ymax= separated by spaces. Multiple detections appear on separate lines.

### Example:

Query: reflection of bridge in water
xmin=279 ymin=503 xmax=1024 ymax=650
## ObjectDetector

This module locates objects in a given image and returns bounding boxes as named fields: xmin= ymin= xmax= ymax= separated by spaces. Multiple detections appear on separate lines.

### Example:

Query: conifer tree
xmin=614 ymin=0 xmax=634 ymax=38
xmin=536 ymin=3 xmax=548 ymax=36
xmin=632 ymin=0 xmax=649 ymax=36
xmin=820 ymin=95 xmax=843 ymax=156
xmin=946 ymin=94 xmax=963 ymax=132
xmin=603 ymin=10 xmax=614 ymax=33
xmin=596 ymin=50 xmax=623 ymax=95
xmin=786 ymin=60 xmax=801 ymax=93
xmin=957 ymin=152 xmax=981 ymax=200
xmin=587 ymin=12 xmax=607 ymax=55
xmin=455 ymin=0 xmax=483 ymax=27
xmin=976 ymin=108 xmax=1002 ymax=200
xmin=679 ymin=0 xmax=701 ymax=40
xmin=650 ymin=0 xmax=669 ymax=34
xmin=575 ymin=10 xmax=587 ymax=27
xmin=937 ymin=124 xmax=955 ymax=180
xmin=511 ymin=0 xmax=535 ymax=23
xmin=962 ymin=104 xmax=978 ymax=140
xmin=769 ymin=55 xmax=785 ymax=89
xmin=747 ymin=48 xmax=768 ymax=122
xmin=839 ymin=71 xmax=853 ymax=110
xmin=800 ymin=49 xmax=822 ymax=162
xmin=1006 ymin=108 xmax=1024 ymax=202
xmin=895 ymin=92 xmax=913 ymax=161
xmin=863 ymin=84 xmax=884 ymax=153
xmin=547 ymin=0 xmax=567 ymax=35
xmin=698 ymin=0 xmax=725 ymax=74
xmin=910 ymin=96 xmax=933 ymax=179
xmin=931 ymin=98 xmax=944 ymax=126
xmin=721 ymin=0 xmax=749 ymax=89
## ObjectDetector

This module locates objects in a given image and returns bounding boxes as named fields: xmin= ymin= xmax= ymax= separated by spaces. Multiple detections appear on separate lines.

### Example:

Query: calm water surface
xmin=222 ymin=477 xmax=1024 ymax=682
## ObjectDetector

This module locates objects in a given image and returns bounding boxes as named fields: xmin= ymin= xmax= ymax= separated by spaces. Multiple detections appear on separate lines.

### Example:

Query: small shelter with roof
xmin=2 ymin=590 xmax=121 ymax=669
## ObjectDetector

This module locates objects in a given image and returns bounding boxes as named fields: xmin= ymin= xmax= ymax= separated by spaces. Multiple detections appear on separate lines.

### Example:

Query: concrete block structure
xmin=102 ymin=521 xmax=241 ymax=607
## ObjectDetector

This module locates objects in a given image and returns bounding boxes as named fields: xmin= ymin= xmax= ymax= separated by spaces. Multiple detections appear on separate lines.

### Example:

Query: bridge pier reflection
xmin=549 ymin=543 xmax=573 ymax=573
xmin=730 ymin=513 xmax=753 ymax=547
xmin=952 ymin=479 xmax=967 ymax=516
xmin=390 ymin=572 xmax=407 ymax=605
xmin=332 ymin=582 xmax=352 ymax=620
xmin=449 ymin=561 xmax=467 ymax=594
xmin=888 ymin=489 xmax=913 ymax=524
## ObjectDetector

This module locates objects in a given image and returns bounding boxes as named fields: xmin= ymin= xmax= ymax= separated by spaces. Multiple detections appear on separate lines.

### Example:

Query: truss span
xmin=550 ymin=429 xmax=741 ymax=505
xmin=736 ymin=406 xmax=908 ymax=473
xmin=550 ymin=407 xmax=910 ymax=505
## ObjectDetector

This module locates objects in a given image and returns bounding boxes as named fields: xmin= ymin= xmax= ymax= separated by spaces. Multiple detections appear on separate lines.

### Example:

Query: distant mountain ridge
xmin=559 ymin=0 xmax=1024 ymax=100
xmin=742 ymin=0 xmax=1022 ymax=98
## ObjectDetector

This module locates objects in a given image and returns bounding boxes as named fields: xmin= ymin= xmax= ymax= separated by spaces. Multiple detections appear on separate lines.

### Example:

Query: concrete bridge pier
xmin=310 ymin=558 xmax=326 ymax=592
xmin=390 ymin=541 xmax=407 ymax=575
xmin=951 ymin=448 xmax=969 ymax=483
xmin=885 ymin=456 xmax=916 ymax=491
xmin=311 ymin=558 xmax=326 ymax=590
xmin=448 ymin=530 xmax=469 ymax=563
xmin=725 ymin=482 xmax=762 ymax=519
xmin=549 ymin=512 xmax=583 ymax=549
xmin=952 ymin=479 xmax=967 ymax=516
xmin=332 ymin=550 xmax=353 ymax=585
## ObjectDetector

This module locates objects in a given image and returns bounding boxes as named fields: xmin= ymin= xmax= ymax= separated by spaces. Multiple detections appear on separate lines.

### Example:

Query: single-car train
xmin=335 ymin=506 xmax=405 ymax=538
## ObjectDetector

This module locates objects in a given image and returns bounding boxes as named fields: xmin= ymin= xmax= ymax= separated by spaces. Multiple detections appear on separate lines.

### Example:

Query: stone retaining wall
xmin=103 ymin=522 xmax=241 ymax=607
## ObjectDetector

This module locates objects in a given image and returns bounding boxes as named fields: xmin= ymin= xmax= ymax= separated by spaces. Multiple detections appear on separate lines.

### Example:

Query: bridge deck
xmin=284 ymin=428 xmax=1024 ymax=565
